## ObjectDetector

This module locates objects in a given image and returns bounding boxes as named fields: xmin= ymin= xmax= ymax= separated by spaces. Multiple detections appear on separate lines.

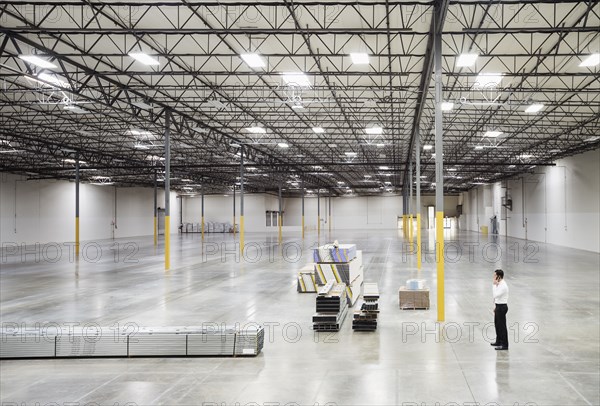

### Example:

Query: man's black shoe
xmin=490 ymin=342 xmax=499 ymax=346
xmin=494 ymin=346 xmax=509 ymax=351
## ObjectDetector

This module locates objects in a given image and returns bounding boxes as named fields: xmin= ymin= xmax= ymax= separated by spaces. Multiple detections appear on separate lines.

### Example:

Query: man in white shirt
xmin=491 ymin=269 xmax=509 ymax=350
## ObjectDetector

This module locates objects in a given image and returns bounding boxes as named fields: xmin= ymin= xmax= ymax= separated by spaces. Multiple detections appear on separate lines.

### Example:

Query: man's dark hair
xmin=495 ymin=269 xmax=504 ymax=279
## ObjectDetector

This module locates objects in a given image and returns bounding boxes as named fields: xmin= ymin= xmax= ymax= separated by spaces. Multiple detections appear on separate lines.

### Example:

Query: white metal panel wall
xmin=463 ymin=148 xmax=600 ymax=253
xmin=0 ymin=173 xmax=179 ymax=246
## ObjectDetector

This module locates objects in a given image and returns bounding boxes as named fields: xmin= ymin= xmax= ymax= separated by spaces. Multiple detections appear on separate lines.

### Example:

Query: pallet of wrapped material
xmin=399 ymin=287 xmax=430 ymax=309
xmin=312 ymin=244 xmax=357 ymax=263
xmin=314 ymin=254 xmax=363 ymax=285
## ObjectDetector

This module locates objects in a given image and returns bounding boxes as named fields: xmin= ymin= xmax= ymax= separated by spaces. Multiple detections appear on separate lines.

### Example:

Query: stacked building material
xmin=0 ymin=325 xmax=264 ymax=359
xmin=297 ymin=263 xmax=318 ymax=293
xmin=353 ymin=282 xmax=380 ymax=331
xmin=312 ymin=282 xmax=348 ymax=331
xmin=313 ymin=243 xmax=357 ymax=263
xmin=313 ymin=247 xmax=363 ymax=306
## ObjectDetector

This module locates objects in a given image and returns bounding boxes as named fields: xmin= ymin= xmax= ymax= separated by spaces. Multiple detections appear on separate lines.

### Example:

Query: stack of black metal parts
xmin=313 ymin=282 xmax=348 ymax=331
xmin=353 ymin=283 xmax=380 ymax=332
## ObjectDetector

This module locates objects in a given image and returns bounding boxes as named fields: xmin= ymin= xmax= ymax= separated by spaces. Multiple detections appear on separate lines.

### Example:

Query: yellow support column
xmin=278 ymin=215 xmax=283 ymax=244
xmin=302 ymin=216 xmax=305 ymax=239
xmin=436 ymin=211 xmax=445 ymax=321
xmin=416 ymin=213 xmax=422 ymax=269
xmin=153 ymin=216 xmax=157 ymax=245
xmin=201 ymin=216 xmax=205 ymax=241
xmin=75 ymin=216 xmax=80 ymax=259
xmin=165 ymin=216 xmax=170 ymax=270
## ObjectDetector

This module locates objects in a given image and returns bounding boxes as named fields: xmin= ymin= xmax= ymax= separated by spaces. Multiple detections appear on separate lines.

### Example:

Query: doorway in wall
xmin=427 ymin=206 xmax=435 ymax=229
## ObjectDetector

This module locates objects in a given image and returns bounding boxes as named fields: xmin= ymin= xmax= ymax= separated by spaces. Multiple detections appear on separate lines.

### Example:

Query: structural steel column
xmin=75 ymin=153 xmax=80 ymax=259
xmin=153 ymin=170 xmax=157 ymax=246
xmin=402 ymin=188 xmax=407 ymax=239
xmin=201 ymin=183 xmax=205 ymax=241
xmin=233 ymin=185 xmax=236 ymax=236
xmin=434 ymin=8 xmax=445 ymax=322
xmin=301 ymin=181 xmax=305 ymax=239
xmin=416 ymin=128 xmax=422 ymax=269
xmin=317 ymin=189 xmax=321 ymax=236
xmin=328 ymin=194 xmax=331 ymax=233
xmin=409 ymin=156 xmax=414 ymax=246
xmin=164 ymin=112 xmax=171 ymax=270
xmin=278 ymin=183 xmax=283 ymax=244
xmin=240 ymin=146 xmax=245 ymax=255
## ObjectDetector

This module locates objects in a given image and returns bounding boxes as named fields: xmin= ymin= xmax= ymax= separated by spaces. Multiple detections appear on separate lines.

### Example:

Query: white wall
xmin=282 ymin=195 xmax=404 ymax=230
xmin=461 ymin=148 xmax=600 ymax=253
xmin=410 ymin=195 xmax=460 ymax=229
xmin=0 ymin=173 xmax=180 ymax=245
xmin=182 ymin=193 xmax=274 ymax=232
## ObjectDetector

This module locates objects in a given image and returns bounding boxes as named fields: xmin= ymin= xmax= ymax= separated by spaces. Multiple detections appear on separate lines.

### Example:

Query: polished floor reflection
xmin=1 ymin=229 xmax=599 ymax=405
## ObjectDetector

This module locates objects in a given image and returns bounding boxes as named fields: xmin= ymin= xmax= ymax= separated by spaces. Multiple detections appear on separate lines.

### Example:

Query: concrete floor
xmin=1 ymin=229 xmax=599 ymax=406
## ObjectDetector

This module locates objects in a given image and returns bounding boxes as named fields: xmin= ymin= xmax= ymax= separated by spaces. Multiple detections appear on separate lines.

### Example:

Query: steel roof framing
xmin=0 ymin=0 xmax=598 ymax=196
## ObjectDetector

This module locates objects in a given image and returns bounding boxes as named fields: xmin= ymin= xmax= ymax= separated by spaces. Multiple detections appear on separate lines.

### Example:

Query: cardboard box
xmin=399 ymin=287 xmax=430 ymax=309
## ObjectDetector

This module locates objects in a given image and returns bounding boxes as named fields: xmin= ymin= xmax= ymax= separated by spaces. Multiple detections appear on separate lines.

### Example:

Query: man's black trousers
xmin=494 ymin=303 xmax=509 ymax=348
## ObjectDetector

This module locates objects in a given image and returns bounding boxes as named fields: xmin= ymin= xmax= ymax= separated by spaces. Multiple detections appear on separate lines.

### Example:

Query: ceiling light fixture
xmin=483 ymin=131 xmax=502 ymax=138
xmin=18 ymin=55 xmax=57 ymax=69
xmin=423 ymin=145 xmax=433 ymax=150
xmin=441 ymin=102 xmax=454 ymax=111
xmin=365 ymin=126 xmax=383 ymax=135
xmin=128 ymin=52 xmax=160 ymax=66
xmin=240 ymin=53 xmax=266 ymax=68
xmin=379 ymin=166 xmax=389 ymax=170
xmin=525 ymin=103 xmax=544 ymax=113
xmin=35 ymin=72 xmax=70 ymax=88
xmin=282 ymin=72 xmax=311 ymax=87
xmin=473 ymin=73 xmax=503 ymax=88
xmin=278 ymin=143 xmax=290 ymax=148
xmin=63 ymin=105 xmax=87 ymax=114
xmin=474 ymin=146 xmax=484 ymax=150
xmin=350 ymin=53 xmax=370 ymax=65
xmin=132 ymin=101 xmax=154 ymax=110
xmin=456 ymin=53 xmax=478 ymax=67
xmin=312 ymin=127 xmax=325 ymax=133
xmin=246 ymin=126 xmax=266 ymax=134
xmin=579 ymin=53 xmax=600 ymax=67
xmin=345 ymin=152 xmax=357 ymax=157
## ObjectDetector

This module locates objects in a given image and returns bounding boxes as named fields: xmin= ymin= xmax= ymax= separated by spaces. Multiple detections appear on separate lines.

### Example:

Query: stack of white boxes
xmin=312 ymin=244 xmax=363 ymax=306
